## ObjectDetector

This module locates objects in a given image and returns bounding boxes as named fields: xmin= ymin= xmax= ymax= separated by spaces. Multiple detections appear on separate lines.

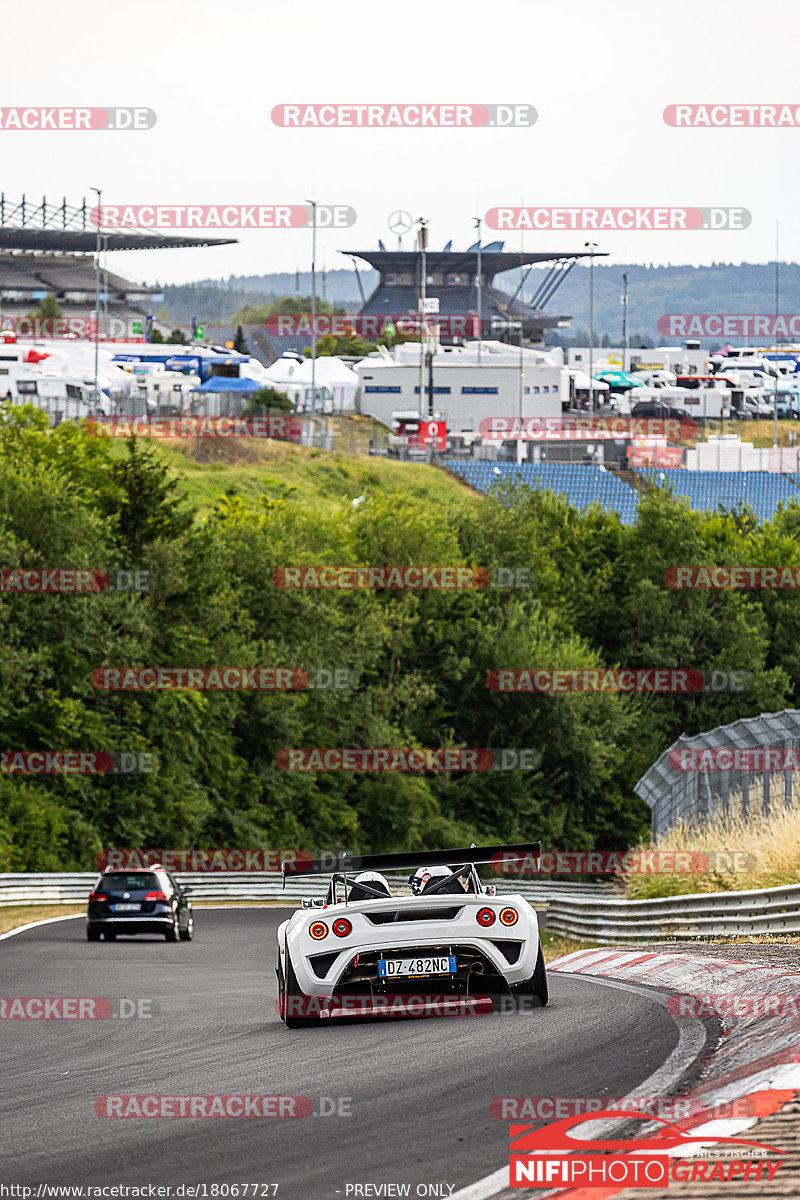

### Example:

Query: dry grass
xmin=623 ymin=790 xmax=800 ymax=899
xmin=0 ymin=905 xmax=83 ymax=936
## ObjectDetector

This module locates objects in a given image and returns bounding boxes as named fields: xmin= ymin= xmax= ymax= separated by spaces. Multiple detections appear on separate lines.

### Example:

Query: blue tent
xmin=191 ymin=376 xmax=262 ymax=393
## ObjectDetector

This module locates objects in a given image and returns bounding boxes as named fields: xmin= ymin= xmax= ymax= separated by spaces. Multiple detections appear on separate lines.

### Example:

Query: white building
xmin=567 ymin=345 xmax=710 ymax=376
xmin=356 ymin=341 xmax=567 ymax=435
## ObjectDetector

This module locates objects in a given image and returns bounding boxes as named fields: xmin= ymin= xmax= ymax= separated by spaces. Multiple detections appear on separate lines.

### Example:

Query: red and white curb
xmin=533 ymin=947 xmax=800 ymax=1198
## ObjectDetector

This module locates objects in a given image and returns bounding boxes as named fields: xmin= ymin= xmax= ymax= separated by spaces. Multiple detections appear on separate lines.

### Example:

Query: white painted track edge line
xmin=0 ymin=912 xmax=84 ymax=942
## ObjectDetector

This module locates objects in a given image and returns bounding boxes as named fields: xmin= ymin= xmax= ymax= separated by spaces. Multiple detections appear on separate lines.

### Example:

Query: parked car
xmin=776 ymin=398 xmax=800 ymax=420
xmin=631 ymin=400 xmax=694 ymax=421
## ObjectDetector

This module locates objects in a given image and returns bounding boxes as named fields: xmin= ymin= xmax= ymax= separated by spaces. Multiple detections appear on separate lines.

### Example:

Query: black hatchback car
xmin=631 ymin=400 xmax=695 ymax=421
xmin=87 ymin=867 xmax=194 ymax=942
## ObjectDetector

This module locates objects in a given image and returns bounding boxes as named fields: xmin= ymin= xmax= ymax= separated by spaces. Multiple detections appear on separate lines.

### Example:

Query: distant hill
xmin=144 ymin=262 xmax=800 ymax=346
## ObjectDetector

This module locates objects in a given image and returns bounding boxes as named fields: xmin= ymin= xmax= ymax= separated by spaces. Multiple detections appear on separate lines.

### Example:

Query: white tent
xmin=569 ymin=369 xmax=609 ymax=391
xmin=261 ymin=354 xmax=358 ymax=412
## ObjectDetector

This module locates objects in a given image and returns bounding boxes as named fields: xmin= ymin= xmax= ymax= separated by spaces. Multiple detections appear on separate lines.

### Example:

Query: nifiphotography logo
xmin=508 ymin=1111 xmax=784 ymax=1187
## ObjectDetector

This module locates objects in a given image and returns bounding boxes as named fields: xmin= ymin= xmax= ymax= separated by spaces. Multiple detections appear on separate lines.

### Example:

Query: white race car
xmin=276 ymin=843 xmax=547 ymax=1028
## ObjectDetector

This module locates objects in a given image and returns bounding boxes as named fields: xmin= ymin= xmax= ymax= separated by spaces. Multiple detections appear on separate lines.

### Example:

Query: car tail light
xmin=309 ymin=921 xmax=328 ymax=940
xmin=145 ymin=891 xmax=168 ymax=902
xmin=476 ymin=907 xmax=496 ymax=927
xmin=89 ymin=892 xmax=107 ymax=902
xmin=332 ymin=918 xmax=352 ymax=938
xmin=499 ymin=907 xmax=518 ymax=926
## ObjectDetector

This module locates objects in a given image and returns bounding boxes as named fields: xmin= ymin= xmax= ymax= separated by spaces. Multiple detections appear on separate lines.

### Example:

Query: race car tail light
xmin=499 ymin=907 xmax=519 ymax=926
xmin=144 ymin=891 xmax=168 ymax=902
xmin=89 ymin=892 xmax=107 ymax=902
xmin=332 ymin=918 xmax=352 ymax=938
xmin=476 ymin=907 xmax=496 ymax=927
xmin=309 ymin=921 xmax=329 ymax=940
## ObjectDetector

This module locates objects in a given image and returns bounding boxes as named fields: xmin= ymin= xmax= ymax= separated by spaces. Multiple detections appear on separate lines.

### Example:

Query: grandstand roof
xmin=345 ymin=247 xmax=603 ymax=280
xmin=0 ymin=196 xmax=237 ymax=253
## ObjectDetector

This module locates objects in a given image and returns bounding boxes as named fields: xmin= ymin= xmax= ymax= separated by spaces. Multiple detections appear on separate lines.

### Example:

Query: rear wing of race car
xmin=282 ymin=841 xmax=541 ymax=904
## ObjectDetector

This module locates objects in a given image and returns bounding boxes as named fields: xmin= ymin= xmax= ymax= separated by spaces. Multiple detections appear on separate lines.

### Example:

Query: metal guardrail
xmin=0 ymin=873 xmax=615 ymax=908
xmin=545 ymin=883 xmax=800 ymax=941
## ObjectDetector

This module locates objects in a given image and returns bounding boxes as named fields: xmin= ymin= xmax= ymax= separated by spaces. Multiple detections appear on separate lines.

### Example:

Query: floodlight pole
xmin=473 ymin=216 xmax=482 ymax=364
xmin=307 ymin=200 xmax=317 ymax=414
xmin=585 ymin=242 xmax=597 ymax=415
xmin=621 ymin=272 xmax=629 ymax=374
xmin=417 ymin=218 xmax=428 ymax=419
xmin=91 ymin=187 xmax=102 ymax=404
xmin=517 ymin=320 xmax=525 ymax=464
xmin=774 ymin=219 xmax=779 ymax=450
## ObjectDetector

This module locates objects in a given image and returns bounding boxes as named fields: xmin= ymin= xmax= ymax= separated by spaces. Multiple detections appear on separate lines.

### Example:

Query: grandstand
xmin=345 ymin=243 xmax=603 ymax=345
xmin=443 ymin=461 xmax=640 ymax=525
xmin=633 ymin=468 xmax=800 ymax=523
xmin=0 ymin=195 xmax=236 ymax=339
xmin=444 ymin=461 xmax=800 ymax=526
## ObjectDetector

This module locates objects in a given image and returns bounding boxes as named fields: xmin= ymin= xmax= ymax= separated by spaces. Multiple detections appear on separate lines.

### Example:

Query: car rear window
xmin=98 ymin=873 xmax=161 ymax=891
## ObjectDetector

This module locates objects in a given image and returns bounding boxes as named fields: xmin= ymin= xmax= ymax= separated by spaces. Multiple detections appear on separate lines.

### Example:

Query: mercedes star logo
xmin=388 ymin=210 xmax=413 ymax=235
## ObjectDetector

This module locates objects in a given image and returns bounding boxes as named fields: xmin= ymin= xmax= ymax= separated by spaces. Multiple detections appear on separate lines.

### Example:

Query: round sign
xmin=388 ymin=210 xmax=413 ymax=235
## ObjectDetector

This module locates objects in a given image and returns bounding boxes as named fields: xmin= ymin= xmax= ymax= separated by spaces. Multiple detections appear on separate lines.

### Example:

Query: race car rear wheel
xmin=511 ymin=938 xmax=548 ymax=1007
xmin=280 ymin=945 xmax=318 ymax=1029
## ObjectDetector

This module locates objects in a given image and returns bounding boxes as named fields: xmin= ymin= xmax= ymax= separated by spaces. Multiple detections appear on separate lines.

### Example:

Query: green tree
xmin=229 ymin=296 xmax=346 ymax=324
xmin=100 ymin=438 xmax=194 ymax=561
xmin=233 ymin=325 xmax=248 ymax=354
xmin=24 ymin=293 xmax=64 ymax=324
xmin=166 ymin=328 xmax=189 ymax=344
xmin=245 ymin=386 xmax=293 ymax=415
xmin=305 ymin=332 xmax=374 ymax=357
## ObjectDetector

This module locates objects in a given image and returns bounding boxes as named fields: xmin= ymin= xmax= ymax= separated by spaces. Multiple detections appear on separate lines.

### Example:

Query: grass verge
xmin=623 ymin=795 xmax=800 ymax=899
xmin=0 ymin=905 xmax=83 ymax=936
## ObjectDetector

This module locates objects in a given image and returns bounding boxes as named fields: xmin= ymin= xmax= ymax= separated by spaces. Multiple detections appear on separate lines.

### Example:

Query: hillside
xmin=143 ymin=262 xmax=800 ymax=348
xmin=153 ymin=434 xmax=471 ymax=516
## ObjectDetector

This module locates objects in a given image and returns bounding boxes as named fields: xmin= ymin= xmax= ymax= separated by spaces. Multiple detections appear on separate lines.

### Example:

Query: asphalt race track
xmin=1 ymin=909 xmax=713 ymax=1198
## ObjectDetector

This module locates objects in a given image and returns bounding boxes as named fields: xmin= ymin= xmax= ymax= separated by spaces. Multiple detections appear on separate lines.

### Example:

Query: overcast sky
xmin=3 ymin=0 xmax=799 ymax=288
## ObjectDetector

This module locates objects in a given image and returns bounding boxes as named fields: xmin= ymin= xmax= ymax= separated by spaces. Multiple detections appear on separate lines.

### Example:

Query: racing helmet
xmin=348 ymin=870 xmax=391 ymax=901
xmin=410 ymin=865 xmax=456 ymax=895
